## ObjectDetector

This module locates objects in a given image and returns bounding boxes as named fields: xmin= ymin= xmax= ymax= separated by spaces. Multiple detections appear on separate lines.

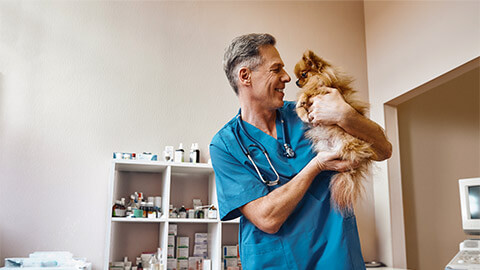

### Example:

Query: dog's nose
xmin=296 ymin=80 xmax=301 ymax=88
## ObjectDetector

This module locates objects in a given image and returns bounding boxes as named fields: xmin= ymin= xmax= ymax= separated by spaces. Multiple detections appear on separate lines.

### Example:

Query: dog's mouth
xmin=296 ymin=80 xmax=304 ymax=88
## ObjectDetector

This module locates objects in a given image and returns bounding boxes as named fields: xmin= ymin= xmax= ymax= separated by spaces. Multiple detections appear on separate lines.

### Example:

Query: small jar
xmin=187 ymin=209 xmax=195 ymax=219
xmin=112 ymin=200 xmax=126 ymax=217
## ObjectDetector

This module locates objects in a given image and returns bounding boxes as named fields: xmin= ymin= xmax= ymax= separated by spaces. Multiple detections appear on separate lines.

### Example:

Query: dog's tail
xmin=329 ymin=161 xmax=371 ymax=213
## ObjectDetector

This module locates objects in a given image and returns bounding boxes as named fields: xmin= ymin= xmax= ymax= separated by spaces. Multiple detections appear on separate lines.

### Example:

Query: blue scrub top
xmin=210 ymin=101 xmax=365 ymax=270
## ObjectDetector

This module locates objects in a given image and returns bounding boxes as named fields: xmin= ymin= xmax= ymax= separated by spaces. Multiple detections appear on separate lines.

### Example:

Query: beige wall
xmin=364 ymin=0 xmax=480 ymax=267
xmin=397 ymin=67 xmax=480 ymax=270
xmin=0 ymin=1 xmax=375 ymax=267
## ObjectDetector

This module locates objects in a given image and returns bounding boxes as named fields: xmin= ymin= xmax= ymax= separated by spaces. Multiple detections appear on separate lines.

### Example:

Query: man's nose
xmin=282 ymin=69 xmax=291 ymax=83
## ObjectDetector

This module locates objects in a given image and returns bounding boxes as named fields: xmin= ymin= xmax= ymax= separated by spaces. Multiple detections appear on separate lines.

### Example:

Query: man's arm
xmin=240 ymin=152 xmax=358 ymax=234
xmin=308 ymin=87 xmax=392 ymax=161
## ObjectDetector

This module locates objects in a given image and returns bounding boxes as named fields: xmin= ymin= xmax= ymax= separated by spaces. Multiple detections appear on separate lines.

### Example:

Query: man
xmin=210 ymin=33 xmax=391 ymax=269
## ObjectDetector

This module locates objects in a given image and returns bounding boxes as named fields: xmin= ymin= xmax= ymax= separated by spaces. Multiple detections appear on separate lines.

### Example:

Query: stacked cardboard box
xmin=222 ymin=245 xmax=241 ymax=270
xmin=167 ymin=224 xmax=177 ymax=270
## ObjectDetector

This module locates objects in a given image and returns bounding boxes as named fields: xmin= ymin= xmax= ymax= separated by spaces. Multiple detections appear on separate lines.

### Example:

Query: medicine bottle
xmin=140 ymin=202 xmax=147 ymax=218
xmin=174 ymin=143 xmax=185 ymax=162
xmin=208 ymin=205 xmax=217 ymax=219
xmin=179 ymin=205 xmax=187 ymax=218
xmin=112 ymin=200 xmax=126 ymax=217
xmin=189 ymin=143 xmax=200 ymax=163
xmin=147 ymin=202 xmax=156 ymax=218
xmin=194 ymin=206 xmax=204 ymax=219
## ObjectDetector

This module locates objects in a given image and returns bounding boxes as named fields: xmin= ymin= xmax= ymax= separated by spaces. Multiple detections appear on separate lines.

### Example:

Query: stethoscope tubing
xmin=233 ymin=109 xmax=295 ymax=186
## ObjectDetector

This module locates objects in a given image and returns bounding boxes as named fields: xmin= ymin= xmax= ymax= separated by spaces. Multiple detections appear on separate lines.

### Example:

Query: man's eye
xmin=301 ymin=72 xmax=307 ymax=78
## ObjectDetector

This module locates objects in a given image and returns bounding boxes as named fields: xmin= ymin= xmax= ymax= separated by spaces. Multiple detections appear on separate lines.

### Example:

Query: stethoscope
xmin=233 ymin=109 xmax=296 ymax=186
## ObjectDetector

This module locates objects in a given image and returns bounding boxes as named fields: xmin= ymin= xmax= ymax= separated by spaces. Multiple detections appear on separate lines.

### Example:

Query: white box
xmin=193 ymin=244 xmax=208 ymax=258
xmin=177 ymin=236 xmax=189 ymax=248
xmin=188 ymin=257 xmax=203 ymax=270
xmin=203 ymin=259 xmax=211 ymax=270
xmin=177 ymin=258 xmax=188 ymax=270
xmin=169 ymin=224 xmax=177 ymax=236
xmin=194 ymin=233 xmax=208 ymax=244
xmin=168 ymin=235 xmax=175 ymax=247
xmin=167 ymin=246 xmax=175 ymax=258
xmin=167 ymin=258 xmax=177 ymax=270
xmin=222 ymin=246 xmax=237 ymax=258
xmin=224 ymin=258 xmax=238 ymax=268
xmin=177 ymin=247 xmax=189 ymax=259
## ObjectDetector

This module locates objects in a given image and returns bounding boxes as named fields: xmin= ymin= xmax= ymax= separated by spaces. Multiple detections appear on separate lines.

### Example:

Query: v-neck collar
xmin=237 ymin=109 xmax=285 ymax=147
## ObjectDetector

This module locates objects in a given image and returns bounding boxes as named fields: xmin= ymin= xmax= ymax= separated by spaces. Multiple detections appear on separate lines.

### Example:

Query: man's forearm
xmin=339 ymin=108 xmax=392 ymax=161
xmin=239 ymin=159 xmax=321 ymax=234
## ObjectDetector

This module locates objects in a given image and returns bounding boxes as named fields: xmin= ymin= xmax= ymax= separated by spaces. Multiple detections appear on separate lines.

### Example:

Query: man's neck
xmin=239 ymin=102 xmax=277 ymax=139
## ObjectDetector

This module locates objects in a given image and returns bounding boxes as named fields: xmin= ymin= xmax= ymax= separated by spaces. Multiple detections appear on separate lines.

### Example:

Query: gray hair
xmin=223 ymin=33 xmax=276 ymax=95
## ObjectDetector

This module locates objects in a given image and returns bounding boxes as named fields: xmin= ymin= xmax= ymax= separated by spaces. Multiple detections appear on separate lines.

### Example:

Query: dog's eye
xmin=301 ymin=72 xmax=307 ymax=78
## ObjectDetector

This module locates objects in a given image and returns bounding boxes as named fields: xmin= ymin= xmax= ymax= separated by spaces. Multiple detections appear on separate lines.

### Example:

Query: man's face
xmin=249 ymin=45 xmax=291 ymax=110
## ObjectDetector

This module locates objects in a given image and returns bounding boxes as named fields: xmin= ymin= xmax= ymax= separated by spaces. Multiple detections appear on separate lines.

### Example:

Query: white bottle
xmin=189 ymin=143 xmax=200 ymax=163
xmin=174 ymin=143 xmax=184 ymax=162
xmin=149 ymin=253 xmax=159 ymax=270
xmin=157 ymin=247 xmax=164 ymax=270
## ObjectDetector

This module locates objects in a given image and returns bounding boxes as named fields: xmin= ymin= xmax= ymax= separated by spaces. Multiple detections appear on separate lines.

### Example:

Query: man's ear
xmin=238 ymin=67 xmax=251 ymax=86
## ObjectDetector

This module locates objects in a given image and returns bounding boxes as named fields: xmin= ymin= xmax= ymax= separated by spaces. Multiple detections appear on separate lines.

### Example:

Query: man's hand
xmin=306 ymin=87 xmax=392 ymax=161
xmin=314 ymin=151 xmax=360 ymax=172
xmin=307 ymin=87 xmax=353 ymax=126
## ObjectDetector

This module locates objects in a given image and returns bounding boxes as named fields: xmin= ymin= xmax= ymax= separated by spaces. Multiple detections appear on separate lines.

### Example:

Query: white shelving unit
xmin=104 ymin=160 xmax=239 ymax=270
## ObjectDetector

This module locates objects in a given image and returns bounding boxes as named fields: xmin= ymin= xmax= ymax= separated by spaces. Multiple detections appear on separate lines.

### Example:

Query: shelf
xmin=113 ymin=160 xmax=213 ymax=174
xmin=170 ymin=163 xmax=213 ymax=175
xmin=221 ymin=218 xmax=240 ymax=224
xmin=114 ymin=160 xmax=168 ymax=173
xmin=112 ymin=217 xmax=167 ymax=223
xmin=168 ymin=218 xmax=218 ymax=223
xmin=106 ymin=159 xmax=223 ymax=270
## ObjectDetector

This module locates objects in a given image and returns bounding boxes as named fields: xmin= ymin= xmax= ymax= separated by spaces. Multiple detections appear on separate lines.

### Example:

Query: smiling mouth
xmin=275 ymin=88 xmax=285 ymax=93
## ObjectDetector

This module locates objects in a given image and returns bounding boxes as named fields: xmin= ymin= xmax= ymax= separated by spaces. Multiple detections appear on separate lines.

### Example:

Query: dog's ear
xmin=303 ymin=50 xmax=314 ymax=69
xmin=308 ymin=50 xmax=324 ymax=70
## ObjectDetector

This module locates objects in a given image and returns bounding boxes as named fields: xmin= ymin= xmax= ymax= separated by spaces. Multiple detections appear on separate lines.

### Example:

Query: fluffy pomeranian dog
xmin=294 ymin=50 xmax=374 ymax=211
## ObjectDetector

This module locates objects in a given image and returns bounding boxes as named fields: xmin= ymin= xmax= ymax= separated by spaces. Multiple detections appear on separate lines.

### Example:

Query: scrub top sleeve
xmin=210 ymin=141 xmax=269 ymax=221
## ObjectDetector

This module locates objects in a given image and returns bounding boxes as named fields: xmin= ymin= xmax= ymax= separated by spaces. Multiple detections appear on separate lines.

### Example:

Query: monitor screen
xmin=469 ymin=186 xmax=480 ymax=219
xmin=460 ymin=178 xmax=480 ymax=235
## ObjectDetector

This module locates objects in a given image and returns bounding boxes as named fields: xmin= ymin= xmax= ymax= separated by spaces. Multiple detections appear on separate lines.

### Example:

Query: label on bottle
xmin=208 ymin=209 xmax=217 ymax=219
xmin=174 ymin=150 xmax=184 ymax=162
xmin=114 ymin=209 xmax=126 ymax=217
xmin=189 ymin=151 xmax=197 ymax=163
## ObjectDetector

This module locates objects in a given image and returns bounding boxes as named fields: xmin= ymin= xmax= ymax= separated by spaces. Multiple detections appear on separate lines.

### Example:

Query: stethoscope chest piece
xmin=284 ymin=144 xmax=295 ymax=158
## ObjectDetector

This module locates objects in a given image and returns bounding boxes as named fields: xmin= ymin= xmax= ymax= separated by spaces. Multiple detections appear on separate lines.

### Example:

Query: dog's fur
xmin=294 ymin=50 xmax=374 ymax=212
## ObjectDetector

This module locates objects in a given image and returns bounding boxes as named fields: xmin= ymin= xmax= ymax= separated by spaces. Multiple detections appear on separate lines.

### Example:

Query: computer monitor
xmin=459 ymin=177 xmax=480 ymax=235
